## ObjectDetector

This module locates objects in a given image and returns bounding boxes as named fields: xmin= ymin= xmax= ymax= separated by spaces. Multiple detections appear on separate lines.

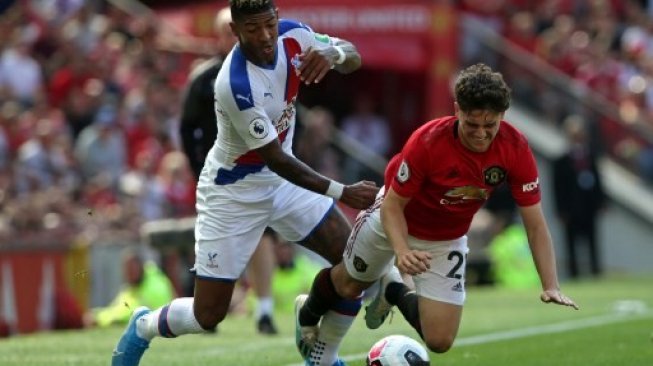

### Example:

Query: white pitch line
xmin=285 ymin=311 xmax=653 ymax=366
xmin=453 ymin=312 xmax=650 ymax=347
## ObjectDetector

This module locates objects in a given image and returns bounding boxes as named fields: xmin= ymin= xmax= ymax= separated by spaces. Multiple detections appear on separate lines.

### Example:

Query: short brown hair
xmin=454 ymin=63 xmax=511 ymax=113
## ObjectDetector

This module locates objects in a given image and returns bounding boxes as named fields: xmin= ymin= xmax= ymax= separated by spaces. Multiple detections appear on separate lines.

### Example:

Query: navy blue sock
xmin=386 ymin=282 xmax=423 ymax=339
xmin=299 ymin=268 xmax=342 ymax=326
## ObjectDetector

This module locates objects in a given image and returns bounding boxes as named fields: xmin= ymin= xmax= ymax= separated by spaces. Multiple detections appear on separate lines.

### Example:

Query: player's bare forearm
xmin=519 ymin=205 xmax=579 ymax=309
xmin=332 ymin=40 xmax=361 ymax=74
xmin=258 ymin=139 xmax=376 ymax=209
xmin=381 ymin=189 xmax=431 ymax=275
xmin=527 ymin=229 xmax=560 ymax=290
xmin=266 ymin=149 xmax=330 ymax=194
xmin=269 ymin=156 xmax=376 ymax=209
xmin=381 ymin=201 xmax=409 ymax=254
xmin=519 ymin=204 xmax=560 ymax=290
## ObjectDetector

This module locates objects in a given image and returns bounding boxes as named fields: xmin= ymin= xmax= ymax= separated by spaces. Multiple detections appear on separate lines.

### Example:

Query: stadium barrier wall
xmin=0 ymin=238 xmax=144 ymax=335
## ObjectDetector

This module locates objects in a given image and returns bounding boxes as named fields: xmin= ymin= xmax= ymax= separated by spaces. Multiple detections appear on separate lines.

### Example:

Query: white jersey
xmin=202 ymin=19 xmax=337 ymax=187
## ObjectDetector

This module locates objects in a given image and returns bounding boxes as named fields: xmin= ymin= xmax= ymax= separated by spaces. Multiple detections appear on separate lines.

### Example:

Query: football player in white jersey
xmin=179 ymin=6 xmax=279 ymax=336
xmin=111 ymin=1 xmax=378 ymax=366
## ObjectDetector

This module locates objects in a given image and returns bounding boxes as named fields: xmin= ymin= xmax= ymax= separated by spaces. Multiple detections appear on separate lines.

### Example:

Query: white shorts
xmin=343 ymin=209 xmax=469 ymax=305
xmin=193 ymin=179 xmax=334 ymax=280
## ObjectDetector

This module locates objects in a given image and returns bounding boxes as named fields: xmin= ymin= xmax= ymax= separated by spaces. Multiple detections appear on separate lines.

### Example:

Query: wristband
xmin=325 ymin=180 xmax=345 ymax=200
xmin=333 ymin=45 xmax=346 ymax=65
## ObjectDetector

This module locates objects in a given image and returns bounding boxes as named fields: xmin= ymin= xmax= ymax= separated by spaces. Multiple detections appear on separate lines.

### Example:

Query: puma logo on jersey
xmin=235 ymin=93 xmax=252 ymax=104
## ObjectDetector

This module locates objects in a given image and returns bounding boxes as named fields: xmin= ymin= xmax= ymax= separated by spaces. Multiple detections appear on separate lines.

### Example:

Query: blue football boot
xmin=111 ymin=306 xmax=151 ymax=366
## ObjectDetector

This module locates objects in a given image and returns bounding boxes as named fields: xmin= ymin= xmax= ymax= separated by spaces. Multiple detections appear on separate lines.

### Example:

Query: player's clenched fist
xmin=296 ymin=47 xmax=333 ymax=85
xmin=341 ymin=180 xmax=379 ymax=209
xmin=395 ymin=249 xmax=432 ymax=276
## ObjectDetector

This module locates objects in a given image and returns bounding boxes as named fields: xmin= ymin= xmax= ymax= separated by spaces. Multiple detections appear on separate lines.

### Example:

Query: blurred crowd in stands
xmin=1 ymin=0 xmax=649 ymax=275
xmin=0 ymin=1 xmax=197 ymax=245
xmin=458 ymin=0 xmax=653 ymax=183
xmin=0 ymin=0 xmax=395 ymax=247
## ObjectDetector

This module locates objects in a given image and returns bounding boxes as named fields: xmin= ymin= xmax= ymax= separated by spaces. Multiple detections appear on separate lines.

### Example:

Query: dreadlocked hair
xmin=230 ymin=0 xmax=275 ymax=20
xmin=454 ymin=63 xmax=511 ymax=114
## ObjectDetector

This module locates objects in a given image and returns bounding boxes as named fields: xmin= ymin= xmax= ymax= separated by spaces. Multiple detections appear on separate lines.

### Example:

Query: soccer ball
xmin=366 ymin=335 xmax=430 ymax=366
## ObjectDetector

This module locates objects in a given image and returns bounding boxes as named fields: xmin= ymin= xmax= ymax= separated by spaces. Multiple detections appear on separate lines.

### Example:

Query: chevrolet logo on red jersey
xmin=445 ymin=185 xmax=488 ymax=200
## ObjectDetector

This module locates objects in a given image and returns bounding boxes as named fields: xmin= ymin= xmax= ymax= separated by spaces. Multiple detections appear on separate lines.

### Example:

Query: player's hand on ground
xmin=395 ymin=250 xmax=432 ymax=276
xmin=540 ymin=289 xmax=579 ymax=310
xmin=340 ymin=180 xmax=378 ymax=209
xmin=296 ymin=47 xmax=332 ymax=85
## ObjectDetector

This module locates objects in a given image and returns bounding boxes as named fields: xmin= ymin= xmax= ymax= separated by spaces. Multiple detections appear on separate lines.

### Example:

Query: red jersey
xmin=385 ymin=116 xmax=541 ymax=241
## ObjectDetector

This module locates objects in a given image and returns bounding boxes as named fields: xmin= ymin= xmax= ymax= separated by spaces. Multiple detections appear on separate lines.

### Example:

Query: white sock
xmin=256 ymin=297 xmax=274 ymax=319
xmin=136 ymin=297 xmax=205 ymax=341
xmin=309 ymin=309 xmax=356 ymax=366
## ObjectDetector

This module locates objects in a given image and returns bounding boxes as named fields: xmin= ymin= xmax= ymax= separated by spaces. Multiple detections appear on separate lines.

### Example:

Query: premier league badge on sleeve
xmin=248 ymin=118 xmax=269 ymax=139
xmin=397 ymin=160 xmax=410 ymax=184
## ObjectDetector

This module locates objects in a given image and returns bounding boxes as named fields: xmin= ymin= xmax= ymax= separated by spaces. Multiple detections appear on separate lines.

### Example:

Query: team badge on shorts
xmin=353 ymin=255 xmax=368 ymax=272
xmin=207 ymin=252 xmax=219 ymax=269
xmin=483 ymin=165 xmax=506 ymax=186
xmin=396 ymin=160 xmax=410 ymax=184
xmin=248 ymin=118 xmax=269 ymax=139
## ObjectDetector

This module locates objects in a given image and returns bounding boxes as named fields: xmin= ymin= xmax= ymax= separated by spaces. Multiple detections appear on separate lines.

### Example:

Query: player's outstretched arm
xmin=519 ymin=202 xmax=579 ymax=310
xmin=256 ymin=139 xmax=378 ymax=209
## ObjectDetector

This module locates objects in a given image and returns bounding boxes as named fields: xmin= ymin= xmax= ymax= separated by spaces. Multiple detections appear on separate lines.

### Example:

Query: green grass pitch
xmin=1 ymin=276 xmax=651 ymax=365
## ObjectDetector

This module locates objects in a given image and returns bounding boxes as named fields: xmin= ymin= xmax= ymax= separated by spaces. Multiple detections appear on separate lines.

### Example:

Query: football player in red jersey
xmin=296 ymin=63 xmax=578 ymax=359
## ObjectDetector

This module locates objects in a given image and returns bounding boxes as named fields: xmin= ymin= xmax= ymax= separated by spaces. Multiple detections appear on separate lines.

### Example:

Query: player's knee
xmin=424 ymin=336 xmax=454 ymax=354
xmin=331 ymin=265 xmax=367 ymax=299
xmin=338 ymin=281 xmax=366 ymax=299
xmin=194 ymin=308 xmax=227 ymax=331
